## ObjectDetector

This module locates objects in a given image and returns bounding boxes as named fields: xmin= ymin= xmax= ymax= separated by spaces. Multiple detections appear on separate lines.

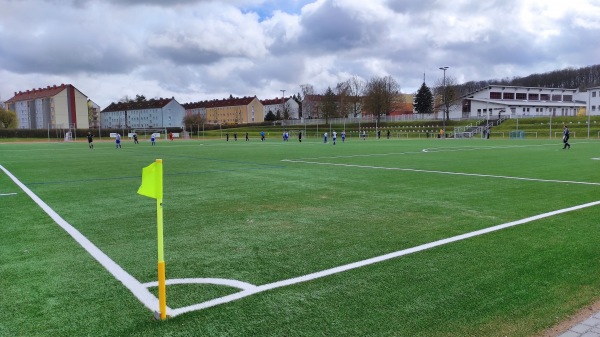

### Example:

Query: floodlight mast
xmin=439 ymin=67 xmax=449 ymax=138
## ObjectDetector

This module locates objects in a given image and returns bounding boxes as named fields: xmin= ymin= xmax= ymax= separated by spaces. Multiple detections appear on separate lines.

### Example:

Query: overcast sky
xmin=1 ymin=0 xmax=599 ymax=108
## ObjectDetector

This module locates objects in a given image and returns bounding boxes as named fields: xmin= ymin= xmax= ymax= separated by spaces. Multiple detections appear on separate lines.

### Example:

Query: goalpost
xmin=509 ymin=130 xmax=525 ymax=139
xmin=132 ymin=128 xmax=167 ymax=140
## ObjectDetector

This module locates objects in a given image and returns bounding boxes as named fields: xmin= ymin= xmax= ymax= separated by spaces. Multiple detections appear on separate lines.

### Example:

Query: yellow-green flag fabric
xmin=137 ymin=160 xmax=163 ymax=199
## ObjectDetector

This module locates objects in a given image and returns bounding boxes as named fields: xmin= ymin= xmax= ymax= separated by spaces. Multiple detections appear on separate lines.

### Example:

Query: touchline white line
xmin=0 ymin=192 xmax=17 ymax=196
xmin=169 ymin=199 xmax=600 ymax=316
xmin=5 ymin=160 xmax=600 ymax=318
xmin=281 ymin=159 xmax=600 ymax=186
xmin=0 ymin=165 xmax=170 ymax=316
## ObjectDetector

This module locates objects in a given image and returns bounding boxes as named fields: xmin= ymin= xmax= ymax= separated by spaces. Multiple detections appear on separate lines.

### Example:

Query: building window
xmin=563 ymin=95 xmax=573 ymax=102
xmin=540 ymin=94 xmax=550 ymax=101
xmin=593 ymin=106 xmax=597 ymax=111
xmin=490 ymin=92 xmax=501 ymax=99
xmin=503 ymin=92 xmax=514 ymax=100
xmin=593 ymin=91 xmax=597 ymax=97
xmin=516 ymin=93 xmax=527 ymax=100
xmin=551 ymin=94 xmax=561 ymax=101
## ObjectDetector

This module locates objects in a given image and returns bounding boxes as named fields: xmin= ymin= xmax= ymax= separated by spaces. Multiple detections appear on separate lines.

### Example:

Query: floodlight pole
xmin=281 ymin=90 xmax=286 ymax=122
xmin=588 ymin=90 xmax=591 ymax=139
xmin=439 ymin=67 xmax=449 ymax=138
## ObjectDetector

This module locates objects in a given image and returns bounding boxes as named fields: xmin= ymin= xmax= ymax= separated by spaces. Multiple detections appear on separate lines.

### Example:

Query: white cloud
xmin=1 ymin=0 xmax=599 ymax=109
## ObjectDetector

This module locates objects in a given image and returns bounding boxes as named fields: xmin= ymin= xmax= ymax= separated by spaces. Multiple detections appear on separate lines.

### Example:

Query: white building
xmin=458 ymin=85 xmax=587 ymax=120
xmin=261 ymin=97 xmax=300 ymax=119
xmin=4 ymin=84 xmax=89 ymax=129
xmin=100 ymin=97 xmax=185 ymax=129
xmin=587 ymin=86 xmax=600 ymax=116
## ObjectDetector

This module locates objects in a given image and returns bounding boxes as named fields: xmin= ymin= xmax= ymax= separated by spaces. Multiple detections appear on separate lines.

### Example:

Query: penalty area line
xmin=170 ymin=199 xmax=600 ymax=316
xmin=0 ymin=164 xmax=168 ymax=316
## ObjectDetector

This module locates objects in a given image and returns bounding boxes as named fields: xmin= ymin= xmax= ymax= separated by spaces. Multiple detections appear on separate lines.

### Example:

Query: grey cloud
xmin=386 ymin=0 xmax=438 ymax=14
xmin=238 ymin=54 xmax=306 ymax=88
xmin=0 ymin=32 xmax=142 ymax=75
xmin=297 ymin=0 xmax=386 ymax=53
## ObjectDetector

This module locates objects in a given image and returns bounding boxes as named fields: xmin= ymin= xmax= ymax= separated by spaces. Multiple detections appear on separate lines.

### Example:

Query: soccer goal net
xmin=132 ymin=128 xmax=166 ymax=139
xmin=509 ymin=130 xmax=525 ymax=139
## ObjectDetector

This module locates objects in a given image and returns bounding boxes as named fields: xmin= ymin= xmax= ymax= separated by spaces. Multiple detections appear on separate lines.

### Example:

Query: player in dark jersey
xmin=87 ymin=132 xmax=94 ymax=149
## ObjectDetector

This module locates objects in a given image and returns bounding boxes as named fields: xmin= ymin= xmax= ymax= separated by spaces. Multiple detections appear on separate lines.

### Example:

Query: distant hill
xmin=457 ymin=64 xmax=600 ymax=96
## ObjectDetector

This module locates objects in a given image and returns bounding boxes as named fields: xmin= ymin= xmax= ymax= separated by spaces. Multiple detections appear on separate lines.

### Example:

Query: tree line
xmin=299 ymin=75 xmax=400 ymax=124
xmin=458 ymin=64 xmax=600 ymax=95
xmin=156 ymin=63 xmax=600 ymax=128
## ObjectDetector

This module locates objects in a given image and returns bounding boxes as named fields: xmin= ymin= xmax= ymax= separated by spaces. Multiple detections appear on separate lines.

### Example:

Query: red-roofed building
xmin=183 ymin=96 xmax=264 ymax=124
xmin=4 ymin=84 xmax=89 ymax=129
xmin=100 ymin=97 xmax=185 ymax=129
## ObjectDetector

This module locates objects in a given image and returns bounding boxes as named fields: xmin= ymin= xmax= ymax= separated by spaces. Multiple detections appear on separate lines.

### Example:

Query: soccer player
xmin=260 ymin=131 xmax=265 ymax=142
xmin=362 ymin=130 xmax=366 ymax=140
xmin=246 ymin=132 xmax=249 ymax=141
xmin=87 ymin=132 xmax=94 ymax=149
xmin=298 ymin=131 xmax=302 ymax=142
xmin=341 ymin=131 xmax=346 ymax=142
xmin=323 ymin=132 xmax=328 ymax=143
xmin=133 ymin=133 xmax=139 ymax=144
xmin=151 ymin=134 xmax=156 ymax=146
xmin=115 ymin=133 xmax=121 ymax=149
xmin=562 ymin=125 xmax=571 ymax=149
xmin=332 ymin=131 xmax=337 ymax=145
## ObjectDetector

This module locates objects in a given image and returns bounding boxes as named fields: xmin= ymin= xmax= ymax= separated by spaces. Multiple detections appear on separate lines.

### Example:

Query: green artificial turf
xmin=1 ymin=136 xmax=599 ymax=336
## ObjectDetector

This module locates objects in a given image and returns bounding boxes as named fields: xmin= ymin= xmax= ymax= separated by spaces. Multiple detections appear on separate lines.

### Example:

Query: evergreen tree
xmin=414 ymin=82 xmax=433 ymax=114
xmin=321 ymin=86 xmax=337 ymax=124
xmin=265 ymin=111 xmax=276 ymax=121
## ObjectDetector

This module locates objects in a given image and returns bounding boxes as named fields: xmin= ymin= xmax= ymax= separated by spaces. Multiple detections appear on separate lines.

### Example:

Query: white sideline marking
xmin=0 ymin=192 xmax=17 ymax=196
xmin=169 ymin=200 xmax=600 ymax=316
xmin=0 ymin=165 xmax=170 ymax=316
xmin=5 ymin=157 xmax=600 ymax=317
xmin=281 ymin=159 xmax=600 ymax=186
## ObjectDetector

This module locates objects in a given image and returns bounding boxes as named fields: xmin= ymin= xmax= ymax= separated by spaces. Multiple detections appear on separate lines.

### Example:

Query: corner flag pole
xmin=155 ymin=159 xmax=167 ymax=320
xmin=137 ymin=159 xmax=167 ymax=320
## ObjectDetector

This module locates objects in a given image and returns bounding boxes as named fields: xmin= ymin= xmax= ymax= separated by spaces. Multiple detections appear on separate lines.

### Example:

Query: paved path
xmin=559 ymin=310 xmax=600 ymax=337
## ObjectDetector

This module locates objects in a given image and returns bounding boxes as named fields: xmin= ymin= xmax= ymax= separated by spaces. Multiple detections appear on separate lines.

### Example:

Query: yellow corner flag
xmin=138 ymin=160 xmax=163 ymax=199
xmin=138 ymin=159 xmax=167 ymax=320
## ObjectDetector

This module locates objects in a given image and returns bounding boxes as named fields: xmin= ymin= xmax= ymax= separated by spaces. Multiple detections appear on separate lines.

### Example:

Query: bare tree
xmin=347 ymin=76 xmax=365 ymax=117
xmin=363 ymin=75 xmax=400 ymax=123
xmin=335 ymin=81 xmax=352 ymax=118
xmin=434 ymin=75 xmax=459 ymax=121
xmin=183 ymin=113 xmax=205 ymax=128
xmin=300 ymin=84 xmax=315 ymax=119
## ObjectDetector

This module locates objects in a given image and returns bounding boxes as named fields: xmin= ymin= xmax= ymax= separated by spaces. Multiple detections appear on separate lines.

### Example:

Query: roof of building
xmin=101 ymin=98 xmax=174 ymax=113
xmin=182 ymin=96 xmax=258 ymax=109
xmin=4 ymin=84 xmax=73 ymax=103
xmin=260 ymin=97 xmax=288 ymax=105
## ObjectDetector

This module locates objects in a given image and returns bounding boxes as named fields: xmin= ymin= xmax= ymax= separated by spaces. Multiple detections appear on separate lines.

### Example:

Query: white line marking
xmin=0 ymin=192 xmax=17 ymax=196
xmin=143 ymin=278 xmax=258 ymax=291
xmin=0 ymin=165 xmax=169 ymax=316
xmin=5 ymin=150 xmax=599 ymax=317
xmin=281 ymin=159 xmax=600 ymax=186
xmin=169 ymin=200 xmax=600 ymax=316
